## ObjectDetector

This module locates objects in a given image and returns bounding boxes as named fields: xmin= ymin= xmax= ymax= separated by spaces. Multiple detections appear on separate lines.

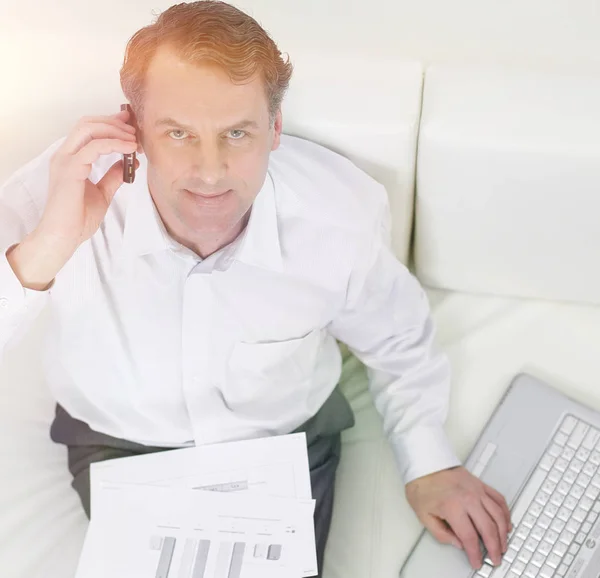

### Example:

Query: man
xmin=0 ymin=1 xmax=511 ymax=574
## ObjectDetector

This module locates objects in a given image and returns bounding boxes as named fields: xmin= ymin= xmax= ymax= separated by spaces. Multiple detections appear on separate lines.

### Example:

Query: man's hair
xmin=120 ymin=1 xmax=293 ymax=123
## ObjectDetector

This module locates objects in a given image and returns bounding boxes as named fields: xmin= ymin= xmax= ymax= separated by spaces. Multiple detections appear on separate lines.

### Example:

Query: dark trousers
xmin=50 ymin=387 xmax=355 ymax=577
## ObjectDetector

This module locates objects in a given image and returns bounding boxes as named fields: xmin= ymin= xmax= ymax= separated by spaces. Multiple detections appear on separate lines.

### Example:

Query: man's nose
xmin=194 ymin=142 xmax=227 ymax=187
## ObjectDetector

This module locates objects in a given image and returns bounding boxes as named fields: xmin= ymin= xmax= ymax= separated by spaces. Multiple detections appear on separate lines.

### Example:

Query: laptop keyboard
xmin=476 ymin=414 xmax=600 ymax=578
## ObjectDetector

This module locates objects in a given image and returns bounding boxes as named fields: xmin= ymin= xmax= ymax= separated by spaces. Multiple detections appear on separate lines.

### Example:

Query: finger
xmin=74 ymin=139 xmax=138 ymax=168
xmin=445 ymin=509 xmax=483 ymax=569
xmin=80 ymin=111 xmax=136 ymax=131
xmin=423 ymin=515 xmax=463 ymax=550
xmin=482 ymin=495 xmax=509 ymax=553
xmin=63 ymin=139 xmax=138 ymax=183
xmin=113 ymin=108 xmax=138 ymax=133
xmin=61 ymin=124 xmax=137 ymax=157
xmin=468 ymin=502 xmax=502 ymax=566
xmin=79 ymin=114 xmax=136 ymax=138
xmin=486 ymin=485 xmax=512 ymax=531
xmin=95 ymin=157 xmax=139 ymax=204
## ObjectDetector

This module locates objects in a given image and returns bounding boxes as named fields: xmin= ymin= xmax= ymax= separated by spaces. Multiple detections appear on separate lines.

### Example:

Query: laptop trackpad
xmin=479 ymin=448 xmax=531 ymax=506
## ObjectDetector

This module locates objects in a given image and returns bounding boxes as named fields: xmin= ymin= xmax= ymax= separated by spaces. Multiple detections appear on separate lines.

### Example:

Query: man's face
xmin=136 ymin=45 xmax=282 ymax=251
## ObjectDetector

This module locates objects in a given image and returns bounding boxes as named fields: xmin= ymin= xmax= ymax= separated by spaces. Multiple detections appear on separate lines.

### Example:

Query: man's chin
xmin=183 ymin=218 xmax=245 ymax=239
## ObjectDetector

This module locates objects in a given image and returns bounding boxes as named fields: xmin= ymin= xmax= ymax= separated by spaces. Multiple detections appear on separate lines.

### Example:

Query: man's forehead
xmin=143 ymin=46 xmax=269 ymax=121
xmin=146 ymin=45 xmax=264 ymax=94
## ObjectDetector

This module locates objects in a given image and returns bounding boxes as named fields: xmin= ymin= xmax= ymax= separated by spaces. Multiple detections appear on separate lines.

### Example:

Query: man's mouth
xmin=183 ymin=189 xmax=233 ymax=206
xmin=184 ymin=189 xmax=231 ymax=198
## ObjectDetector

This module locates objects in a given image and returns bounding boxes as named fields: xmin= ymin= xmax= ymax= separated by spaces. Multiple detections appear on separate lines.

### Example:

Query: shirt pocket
xmin=224 ymin=329 xmax=324 ymax=410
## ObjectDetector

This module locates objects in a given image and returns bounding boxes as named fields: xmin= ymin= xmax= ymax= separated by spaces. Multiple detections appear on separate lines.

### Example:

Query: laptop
xmin=400 ymin=373 xmax=600 ymax=578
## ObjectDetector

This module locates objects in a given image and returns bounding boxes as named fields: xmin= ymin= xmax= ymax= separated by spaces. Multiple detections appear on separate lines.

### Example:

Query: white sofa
xmin=2 ymin=60 xmax=600 ymax=578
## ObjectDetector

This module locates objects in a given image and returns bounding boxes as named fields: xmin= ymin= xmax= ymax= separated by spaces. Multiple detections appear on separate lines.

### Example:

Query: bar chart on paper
xmin=76 ymin=520 xmax=300 ymax=578
xmin=75 ymin=485 xmax=310 ymax=578
xmin=150 ymin=535 xmax=286 ymax=578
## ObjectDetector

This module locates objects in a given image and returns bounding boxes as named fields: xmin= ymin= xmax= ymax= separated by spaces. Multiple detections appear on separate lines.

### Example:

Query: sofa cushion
xmin=414 ymin=65 xmax=600 ymax=304
xmin=282 ymin=56 xmax=424 ymax=264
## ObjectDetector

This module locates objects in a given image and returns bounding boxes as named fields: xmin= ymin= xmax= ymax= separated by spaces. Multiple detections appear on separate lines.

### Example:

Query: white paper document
xmin=76 ymin=484 xmax=315 ymax=578
xmin=79 ymin=433 xmax=318 ymax=578
xmin=90 ymin=432 xmax=312 ymax=504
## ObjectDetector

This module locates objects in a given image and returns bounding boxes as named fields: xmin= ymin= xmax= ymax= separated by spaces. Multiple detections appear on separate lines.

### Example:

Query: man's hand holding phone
xmin=7 ymin=107 xmax=139 ymax=291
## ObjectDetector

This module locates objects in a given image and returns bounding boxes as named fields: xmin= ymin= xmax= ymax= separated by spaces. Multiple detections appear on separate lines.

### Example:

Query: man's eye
xmin=228 ymin=129 xmax=246 ymax=140
xmin=168 ymin=129 xmax=188 ymax=140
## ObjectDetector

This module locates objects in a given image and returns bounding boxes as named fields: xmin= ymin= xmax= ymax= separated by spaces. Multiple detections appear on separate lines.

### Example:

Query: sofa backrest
xmin=282 ymin=56 xmax=423 ymax=264
xmin=414 ymin=65 xmax=600 ymax=304
xmin=0 ymin=53 xmax=423 ymax=266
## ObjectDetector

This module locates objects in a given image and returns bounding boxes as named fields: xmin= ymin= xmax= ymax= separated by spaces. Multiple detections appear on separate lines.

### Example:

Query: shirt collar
xmin=233 ymin=172 xmax=283 ymax=273
xmin=122 ymin=158 xmax=283 ymax=272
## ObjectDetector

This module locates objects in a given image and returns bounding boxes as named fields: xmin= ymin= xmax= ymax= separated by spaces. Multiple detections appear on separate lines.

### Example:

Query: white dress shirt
xmin=0 ymin=134 xmax=461 ymax=484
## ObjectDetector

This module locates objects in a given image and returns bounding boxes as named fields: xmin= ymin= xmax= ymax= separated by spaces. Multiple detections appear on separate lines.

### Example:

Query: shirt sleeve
xmin=0 ymin=176 xmax=50 ymax=358
xmin=328 ymin=196 xmax=462 ymax=485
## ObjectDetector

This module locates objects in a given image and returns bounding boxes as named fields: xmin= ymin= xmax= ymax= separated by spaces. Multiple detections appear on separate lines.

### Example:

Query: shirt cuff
xmin=390 ymin=424 xmax=463 ymax=485
xmin=0 ymin=246 xmax=50 ymax=321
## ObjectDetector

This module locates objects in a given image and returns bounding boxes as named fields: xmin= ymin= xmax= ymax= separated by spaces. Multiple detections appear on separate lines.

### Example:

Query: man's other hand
xmin=405 ymin=466 xmax=512 ymax=569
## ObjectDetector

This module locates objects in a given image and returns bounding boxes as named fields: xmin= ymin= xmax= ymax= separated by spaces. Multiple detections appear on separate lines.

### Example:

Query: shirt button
xmin=0 ymin=297 xmax=8 ymax=309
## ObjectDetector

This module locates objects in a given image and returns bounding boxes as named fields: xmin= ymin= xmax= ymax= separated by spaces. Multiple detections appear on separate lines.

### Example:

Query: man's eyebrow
xmin=154 ymin=117 xmax=194 ymax=130
xmin=225 ymin=119 xmax=260 ymax=131
xmin=154 ymin=117 xmax=260 ymax=131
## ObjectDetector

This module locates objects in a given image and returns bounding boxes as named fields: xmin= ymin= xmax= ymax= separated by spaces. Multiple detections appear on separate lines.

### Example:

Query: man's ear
xmin=130 ymin=108 xmax=145 ymax=155
xmin=271 ymin=109 xmax=283 ymax=152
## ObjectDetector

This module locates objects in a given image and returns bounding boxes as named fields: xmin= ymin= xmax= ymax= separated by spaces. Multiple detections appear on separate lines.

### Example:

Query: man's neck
xmin=169 ymin=213 xmax=250 ymax=259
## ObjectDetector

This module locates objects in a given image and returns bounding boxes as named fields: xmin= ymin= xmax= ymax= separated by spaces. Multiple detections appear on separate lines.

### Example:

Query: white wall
xmin=1 ymin=0 xmax=599 ymax=183
xmin=234 ymin=0 xmax=600 ymax=72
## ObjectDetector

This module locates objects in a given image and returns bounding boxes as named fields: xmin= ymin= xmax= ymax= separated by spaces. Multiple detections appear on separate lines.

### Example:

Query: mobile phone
xmin=120 ymin=103 xmax=136 ymax=183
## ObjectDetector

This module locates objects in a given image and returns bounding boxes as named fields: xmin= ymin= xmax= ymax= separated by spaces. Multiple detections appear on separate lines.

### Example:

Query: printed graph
xmin=150 ymin=535 xmax=284 ymax=578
